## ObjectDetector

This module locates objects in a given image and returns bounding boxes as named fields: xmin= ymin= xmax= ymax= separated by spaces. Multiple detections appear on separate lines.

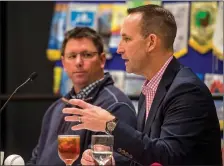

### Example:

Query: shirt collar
xmin=142 ymin=56 xmax=173 ymax=91
xmin=70 ymin=77 xmax=104 ymax=99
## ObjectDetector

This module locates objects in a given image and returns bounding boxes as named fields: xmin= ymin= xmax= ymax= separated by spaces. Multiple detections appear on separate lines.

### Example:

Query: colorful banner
xmin=47 ymin=3 xmax=67 ymax=61
xmin=53 ymin=65 xmax=63 ymax=94
xmin=163 ymin=2 xmax=189 ymax=58
xmin=66 ymin=3 xmax=98 ymax=31
xmin=189 ymin=2 xmax=217 ymax=54
xmin=212 ymin=2 xmax=223 ymax=60
xmin=148 ymin=0 xmax=162 ymax=6
xmin=127 ymin=0 xmax=147 ymax=8
xmin=109 ymin=4 xmax=127 ymax=51
xmin=98 ymin=4 xmax=113 ymax=59
xmin=204 ymin=73 xmax=224 ymax=93
xmin=98 ymin=4 xmax=112 ymax=35
xmin=127 ymin=0 xmax=161 ymax=9
xmin=46 ymin=3 xmax=67 ymax=94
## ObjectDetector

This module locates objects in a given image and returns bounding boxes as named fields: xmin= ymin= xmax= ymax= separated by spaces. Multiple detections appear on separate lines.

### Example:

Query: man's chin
xmin=126 ymin=68 xmax=139 ymax=75
xmin=73 ymin=80 xmax=88 ymax=87
xmin=125 ymin=68 xmax=132 ymax=73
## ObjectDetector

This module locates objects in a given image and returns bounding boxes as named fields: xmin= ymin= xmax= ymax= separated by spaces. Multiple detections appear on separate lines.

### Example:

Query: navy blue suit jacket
xmin=113 ymin=57 xmax=222 ymax=165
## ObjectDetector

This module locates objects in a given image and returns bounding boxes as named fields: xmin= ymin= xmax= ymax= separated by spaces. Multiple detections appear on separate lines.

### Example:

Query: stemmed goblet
xmin=58 ymin=135 xmax=80 ymax=166
xmin=91 ymin=135 xmax=114 ymax=166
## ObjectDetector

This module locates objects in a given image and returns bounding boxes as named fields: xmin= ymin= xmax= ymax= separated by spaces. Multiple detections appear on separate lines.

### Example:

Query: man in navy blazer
xmin=62 ymin=4 xmax=222 ymax=166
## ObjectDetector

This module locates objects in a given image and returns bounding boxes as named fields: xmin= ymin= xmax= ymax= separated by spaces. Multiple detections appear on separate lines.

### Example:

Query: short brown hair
xmin=127 ymin=4 xmax=177 ymax=51
xmin=61 ymin=27 xmax=104 ymax=56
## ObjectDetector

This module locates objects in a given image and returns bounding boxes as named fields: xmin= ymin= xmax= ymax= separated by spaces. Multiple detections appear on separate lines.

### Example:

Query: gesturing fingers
xmin=69 ymin=99 xmax=94 ymax=109
xmin=62 ymin=107 xmax=86 ymax=116
xmin=64 ymin=115 xmax=83 ymax=123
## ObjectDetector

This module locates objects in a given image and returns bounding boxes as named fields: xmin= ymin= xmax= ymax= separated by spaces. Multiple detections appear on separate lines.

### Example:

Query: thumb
xmin=83 ymin=149 xmax=94 ymax=161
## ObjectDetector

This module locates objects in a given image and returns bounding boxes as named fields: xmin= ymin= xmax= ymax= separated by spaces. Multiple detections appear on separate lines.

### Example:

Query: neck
xmin=142 ymin=51 xmax=172 ymax=80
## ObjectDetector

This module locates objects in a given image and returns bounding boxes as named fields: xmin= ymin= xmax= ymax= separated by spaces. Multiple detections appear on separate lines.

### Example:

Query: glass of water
xmin=91 ymin=135 xmax=114 ymax=166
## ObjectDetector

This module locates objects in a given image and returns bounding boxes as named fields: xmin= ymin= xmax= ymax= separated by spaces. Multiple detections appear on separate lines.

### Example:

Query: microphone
xmin=0 ymin=72 xmax=38 ymax=114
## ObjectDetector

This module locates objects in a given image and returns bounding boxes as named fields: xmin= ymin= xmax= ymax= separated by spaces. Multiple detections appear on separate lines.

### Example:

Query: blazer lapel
xmin=143 ymin=57 xmax=181 ymax=134
xmin=137 ymin=94 xmax=146 ymax=132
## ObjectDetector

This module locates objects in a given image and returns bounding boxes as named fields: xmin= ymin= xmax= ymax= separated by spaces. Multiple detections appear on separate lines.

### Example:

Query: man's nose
xmin=117 ymin=44 xmax=124 ymax=54
xmin=75 ymin=55 xmax=83 ymax=67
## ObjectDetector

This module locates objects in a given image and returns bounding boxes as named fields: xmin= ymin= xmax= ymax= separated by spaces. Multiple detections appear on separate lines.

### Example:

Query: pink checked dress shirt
xmin=142 ymin=56 xmax=173 ymax=120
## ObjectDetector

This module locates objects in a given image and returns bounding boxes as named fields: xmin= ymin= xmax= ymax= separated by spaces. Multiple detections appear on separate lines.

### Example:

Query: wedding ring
xmin=78 ymin=116 xmax=82 ymax=123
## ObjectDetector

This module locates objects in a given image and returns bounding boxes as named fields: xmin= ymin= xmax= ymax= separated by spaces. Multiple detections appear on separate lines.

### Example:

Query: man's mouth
xmin=122 ymin=57 xmax=129 ymax=62
xmin=73 ymin=71 xmax=86 ymax=75
xmin=123 ymin=59 xmax=129 ymax=63
xmin=74 ymin=71 xmax=85 ymax=73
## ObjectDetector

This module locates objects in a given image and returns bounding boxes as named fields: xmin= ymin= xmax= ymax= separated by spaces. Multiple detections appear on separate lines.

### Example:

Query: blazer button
xmin=117 ymin=148 xmax=121 ymax=152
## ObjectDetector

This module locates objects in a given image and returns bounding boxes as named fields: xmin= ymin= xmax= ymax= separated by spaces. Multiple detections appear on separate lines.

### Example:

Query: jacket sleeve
xmin=108 ymin=102 xmax=137 ymax=166
xmin=112 ymin=83 xmax=218 ymax=165
xmin=26 ymin=102 xmax=60 ymax=165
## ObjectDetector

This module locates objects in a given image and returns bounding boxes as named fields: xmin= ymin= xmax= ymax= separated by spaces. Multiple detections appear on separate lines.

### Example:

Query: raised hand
xmin=62 ymin=99 xmax=115 ymax=132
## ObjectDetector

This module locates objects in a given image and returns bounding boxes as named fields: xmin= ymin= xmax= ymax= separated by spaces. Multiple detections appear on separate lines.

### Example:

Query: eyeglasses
xmin=64 ymin=51 xmax=98 ymax=60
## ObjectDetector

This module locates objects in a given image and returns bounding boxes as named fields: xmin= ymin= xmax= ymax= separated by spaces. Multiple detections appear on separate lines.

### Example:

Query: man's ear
xmin=147 ymin=34 xmax=157 ymax=52
xmin=99 ymin=53 xmax=106 ymax=69
xmin=61 ymin=56 xmax=67 ymax=72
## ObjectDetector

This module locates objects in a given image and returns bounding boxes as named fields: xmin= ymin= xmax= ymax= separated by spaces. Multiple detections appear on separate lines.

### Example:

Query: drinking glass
xmin=91 ymin=135 xmax=114 ymax=166
xmin=58 ymin=135 xmax=80 ymax=166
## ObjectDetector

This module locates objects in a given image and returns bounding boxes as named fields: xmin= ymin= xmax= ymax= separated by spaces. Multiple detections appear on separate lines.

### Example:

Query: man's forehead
xmin=125 ymin=13 xmax=142 ymax=22
xmin=120 ymin=13 xmax=142 ymax=36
